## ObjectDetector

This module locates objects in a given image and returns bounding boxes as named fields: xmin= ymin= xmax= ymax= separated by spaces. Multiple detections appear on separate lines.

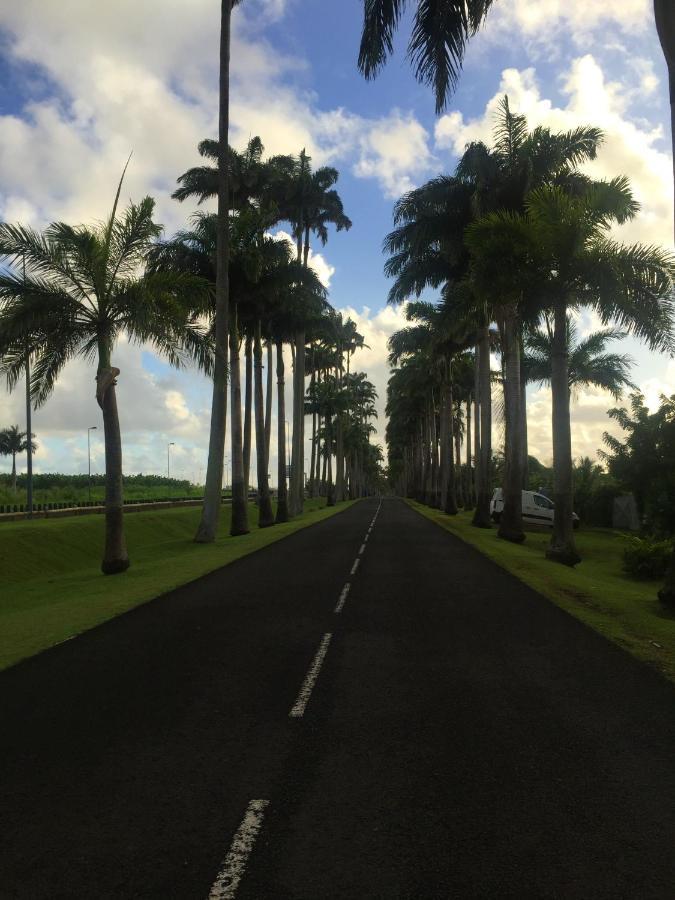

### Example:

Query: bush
xmin=622 ymin=536 xmax=673 ymax=580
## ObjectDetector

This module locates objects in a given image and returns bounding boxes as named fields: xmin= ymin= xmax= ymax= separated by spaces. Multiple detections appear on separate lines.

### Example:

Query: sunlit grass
xmin=0 ymin=498 xmax=354 ymax=671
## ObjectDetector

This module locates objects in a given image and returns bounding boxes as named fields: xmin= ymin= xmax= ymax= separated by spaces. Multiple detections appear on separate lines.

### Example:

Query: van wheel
xmin=492 ymin=512 xmax=501 ymax=524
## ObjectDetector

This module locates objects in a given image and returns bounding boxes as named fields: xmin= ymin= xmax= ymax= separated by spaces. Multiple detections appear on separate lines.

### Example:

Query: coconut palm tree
xmin=0 ymin=185 xmax=210 ymax=573
xmin=467 ymin=179 xmax=675 ymax=564
xmin=0 ymin=425 xmax=36 ymax=494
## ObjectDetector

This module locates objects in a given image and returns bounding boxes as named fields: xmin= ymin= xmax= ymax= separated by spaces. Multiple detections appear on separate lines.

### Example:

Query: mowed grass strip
xmin=0 ymin=499 xmax=354 ymax=672
xmin=408 ymin=501 xmax=675 ymax=683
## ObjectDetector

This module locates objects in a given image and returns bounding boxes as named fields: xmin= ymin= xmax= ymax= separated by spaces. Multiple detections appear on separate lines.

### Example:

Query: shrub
xmin=622 ymin=536 xmax=673 ymax=580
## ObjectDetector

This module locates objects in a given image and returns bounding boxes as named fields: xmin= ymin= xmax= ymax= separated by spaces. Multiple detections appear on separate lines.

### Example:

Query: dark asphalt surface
xmin=2 ymin=498 xmax=675 ymax=899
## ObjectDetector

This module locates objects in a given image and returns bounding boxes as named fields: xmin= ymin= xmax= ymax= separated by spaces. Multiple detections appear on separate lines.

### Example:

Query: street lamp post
xmin=87 ymin=426 xmax=97 ymax=502
xmin=167 ymin=442 xmax=175 ymax=479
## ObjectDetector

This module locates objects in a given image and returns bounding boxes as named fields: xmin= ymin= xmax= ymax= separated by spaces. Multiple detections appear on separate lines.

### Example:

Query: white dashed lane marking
xmin=289 ymin=633 xmax=333 ymax=718
xmin=334 ymin=583 xmax=350 ymax=614
xmin=350 ymin=558 xmax=360 ymax=576
xmin=208 ymin=799 xmax=269 ymax=900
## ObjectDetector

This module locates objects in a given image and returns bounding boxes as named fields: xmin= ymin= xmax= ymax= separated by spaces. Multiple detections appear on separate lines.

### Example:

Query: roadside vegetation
xmin=0 ymin=473 xmax=201 ymax=507
xmin=0 ymin=498 xmax=352 ymax=672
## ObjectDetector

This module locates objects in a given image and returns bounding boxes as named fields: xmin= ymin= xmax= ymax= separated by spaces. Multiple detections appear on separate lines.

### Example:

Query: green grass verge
xmin=0 ymin=498 xmax=354 ymax=672
xmin=408 ymin=500 xmax=675 ymax=683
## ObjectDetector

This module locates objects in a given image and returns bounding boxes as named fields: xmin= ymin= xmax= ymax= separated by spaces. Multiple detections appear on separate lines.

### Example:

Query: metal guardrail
xmin=0 ymin=497 xmax=233 ymax=523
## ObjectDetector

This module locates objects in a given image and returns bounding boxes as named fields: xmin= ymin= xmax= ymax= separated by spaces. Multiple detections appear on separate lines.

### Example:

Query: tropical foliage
xmin=384 ymin=96 xmax=675 ymax=570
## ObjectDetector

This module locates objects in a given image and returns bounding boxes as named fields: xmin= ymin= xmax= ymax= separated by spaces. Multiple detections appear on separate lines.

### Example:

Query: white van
xmin=490 ymin=488 xmax=579 ymax=529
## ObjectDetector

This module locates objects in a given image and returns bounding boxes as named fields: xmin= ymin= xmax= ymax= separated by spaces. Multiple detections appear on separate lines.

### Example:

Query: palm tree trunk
xmin=465 ymin=396 xmax=474 ymax=511
xmin=265 ymin=339 xmax=273 ymax=471
xmin=11 ymin=451 xmax=16 ymax=494
xmin=276 ymin=340 xmax=289 ymax=523
xmin=254 ymin=321 xmax=274 ymax=527
xmin=321 ymin=438 xmax=327 ymax=496
xmin=430 ymin=392 xmax=440 ymax=508
xmin=473 ymin=325 xmax=492 ymax=528
xmin=454 ymin=411 xmax=464 ymax=508
xmin=289 ymin=328 xmax=305 ymax=515
xmin=96 ymin=344 xmax=129 ymax=574
xmin=498 ymin=306 xmax=525 ymax=543
xmin=654 ymin=0 xmax=675 ymax=605
xmin=309 ymin=362 xmax=317 ymax=499
xmin=547 ymin=301 xmax=580 ymax=565
xmin=25 ymin=346 xmax=33 ymax=517
xmin=230 ymin=303 xmax=249 ymax=536
xmin=520 ymin=362 xmax=529 ymax=489
xmin=326 ymin=416 xmax=335 ymax=506
xmin=243 ymin=334 xmax=252 ymax=494
xmin=440 ymin=375 xmax=458 ymax=515
xmin=194 ymin=0 xmax=231 ymax=543
xmin=655 ymin=0 xmax=675 ymax=242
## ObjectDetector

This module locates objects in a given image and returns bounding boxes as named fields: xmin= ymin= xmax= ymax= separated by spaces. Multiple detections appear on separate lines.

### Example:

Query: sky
xmin=0 ymin=0 xmax=672 ymax=484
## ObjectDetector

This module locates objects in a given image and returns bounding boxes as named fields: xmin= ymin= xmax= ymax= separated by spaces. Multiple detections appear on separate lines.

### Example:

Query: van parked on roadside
xmin=490 ymin=488 xmax=579 ymax=529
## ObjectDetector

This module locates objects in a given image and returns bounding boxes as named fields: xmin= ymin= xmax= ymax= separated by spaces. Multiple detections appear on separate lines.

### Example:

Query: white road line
xmin=334 ymin=583 xmax=350 ymax=614
xmin=208 ymin=799 xmax=269 ymax=900
xmin=350 ymin=558 xmax=360 ymax=576
xmin=359 ymin=543 xmax=366 ymax=555
xmin=364 ymin=533 xmax=369 ymax=542
xmin=289 ymin=633 xmax=333 ymax=718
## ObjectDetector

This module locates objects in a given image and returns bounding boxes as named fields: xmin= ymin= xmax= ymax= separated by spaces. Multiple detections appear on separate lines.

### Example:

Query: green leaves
xmin=359 ymin=0 xmax=496 ymax=113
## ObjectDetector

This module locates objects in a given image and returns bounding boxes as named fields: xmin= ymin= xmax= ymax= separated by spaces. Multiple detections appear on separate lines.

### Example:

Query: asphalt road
xmin=2 ymin=498 xmax=675 ymax=899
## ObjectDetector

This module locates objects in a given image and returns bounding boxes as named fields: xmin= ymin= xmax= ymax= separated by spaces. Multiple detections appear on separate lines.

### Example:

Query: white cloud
xmin=273 ymin=229 xmax=335 ymax=288
xmin=486 ymin=0 xmax=650 ymax=52
xmin=352 ymin=111 xmax=437 ymax=198
xmin=435 ymin=56 xmax=673 ymax=248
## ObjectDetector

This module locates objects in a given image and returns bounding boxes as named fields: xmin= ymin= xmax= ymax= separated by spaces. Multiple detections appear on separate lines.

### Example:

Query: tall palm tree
xmin=193 ymin=0 xmax=242 ymax=544
xmin=468 ymin=180 xmax=675 ymax=564
xmin=0 ymin=425 xmax=36 ymax=494
xmin=458 ymin=99 xmax=603 ymax=542
xmin=269 ymin=150 xmax=351 ymax=515
xmin=358 ymin=0 xmax=497 ymax=113
xmin=0 ymin=185 xmax=210 ymax=573
xmin=523 ymin=318 xmax=636 ymax=400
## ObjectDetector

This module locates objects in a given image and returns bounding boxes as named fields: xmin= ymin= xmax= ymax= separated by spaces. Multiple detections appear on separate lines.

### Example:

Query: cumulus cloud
xmin=435 ymin=55 xmax=673 ymax=248
xmin=485 ymin=0 xmax=650 ymax=52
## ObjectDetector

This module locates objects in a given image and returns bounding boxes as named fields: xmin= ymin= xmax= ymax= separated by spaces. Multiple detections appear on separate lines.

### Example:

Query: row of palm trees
xmin=0 ymin=426 xmax=35 ymax=494
xmin=387 ymin=315 xmax=637 ymax=514
xmin=0 ymin=131 xmax=382 ymax=573
xmin=383 ymin=98 xmax=675 ymax=566
xmin=357 ymin=0 xmax=675 ymax=592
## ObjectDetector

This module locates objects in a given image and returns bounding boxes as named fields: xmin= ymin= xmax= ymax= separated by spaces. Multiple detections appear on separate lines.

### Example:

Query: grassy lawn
xmin=0 ymin=498 xmax=354 ymax=672
xmin=409 ymin=500 xmax=675 ymax=683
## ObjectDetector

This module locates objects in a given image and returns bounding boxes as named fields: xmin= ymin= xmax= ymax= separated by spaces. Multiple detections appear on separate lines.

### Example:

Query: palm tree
xmin=360 ymin=2 xmax=675 ymax=242
xmin=523 ymin=318 xmax=636 ymax=401
xmin=655 ymin=2 xmax=675 ymax=240
xmin=358 ymin=0 xmax=497 ymax=113
xmin=457 ymin=99 xmax=603 ymax=542
xmin=0 ymin=425 xmax=36 ymax=494
xmin=468 ymin=180 xmax=675 ymax=564
xmin=0 ymin=182 xmax=210 ymax=573
xmin=192 ymin=0 xmax=242 ymax=544
xmin=269 ymin=149 xmax=351 ymax=515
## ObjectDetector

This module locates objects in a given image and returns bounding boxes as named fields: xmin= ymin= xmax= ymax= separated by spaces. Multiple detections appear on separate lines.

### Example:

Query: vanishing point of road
xmin=2 ymin=498 xmax=675 ymax=898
